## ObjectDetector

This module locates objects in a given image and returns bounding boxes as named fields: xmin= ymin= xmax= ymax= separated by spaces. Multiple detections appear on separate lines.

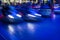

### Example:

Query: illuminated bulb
xmin=8 ymin=15 xmax=14 ymax=19
xmin=28 ymin=14 xmax=36 ymax=17
xmin=16 ymin=14 xmax=22 ymax=17
xmin=35 ymin=14 xmax=42 ymax=16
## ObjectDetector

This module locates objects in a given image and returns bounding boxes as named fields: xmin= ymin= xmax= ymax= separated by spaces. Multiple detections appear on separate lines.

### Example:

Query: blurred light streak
xmin=28 ymin=14 xmax=36 ymax=17
xmin=27 ymin=23 xmax=35 ymax=33
xmin=16 ymin=14 xmax=22 ymax=17
xmin=52 ymin=14 xmax=56 ymax=20
xmin=8 ymin=25 xmax=14 ymax=34
xmin=8 ymin=15 xmax=14 ymax=19
xmin=35 ymin=14 xmax=42 ymax=16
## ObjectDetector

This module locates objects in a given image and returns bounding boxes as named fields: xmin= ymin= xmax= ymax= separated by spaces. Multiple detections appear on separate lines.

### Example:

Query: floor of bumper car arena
xmin=0 ymin=14 xmax=60 ymax=40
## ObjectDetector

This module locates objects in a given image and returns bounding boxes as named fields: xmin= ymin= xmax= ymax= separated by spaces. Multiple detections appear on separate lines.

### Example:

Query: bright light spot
xmin=35 ymin=14 xmax=42 ymax=16
xmin=52 ymin=14 xmax=56 ymax=19
xmin=8 ymin=15 xmax=14 ymax=19
xmin=8 ymin=25 xmax=14 ymax=34
xmin=16 ymin=14 xmax=22 ymax=17
xmin=27 ymin=23 xmax=35 ymax=32
xmin=28 ymin=14 xmax=36 ymax=17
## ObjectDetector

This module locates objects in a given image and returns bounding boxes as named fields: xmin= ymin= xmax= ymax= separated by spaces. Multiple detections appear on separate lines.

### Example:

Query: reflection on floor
xmin=0 ymin=15 xmax=60 ymax=40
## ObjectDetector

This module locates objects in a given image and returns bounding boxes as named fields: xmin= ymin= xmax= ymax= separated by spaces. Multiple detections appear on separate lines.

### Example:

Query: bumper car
xmin=20 ymin=3 xmax=43 ymax=22
xmin=22 ymin=8 xmax=43 ymax=21
xmin=54 ymin=4 xmax=60 ymax=14
xmin=1 ymin=5 xmax=24 ymax=23
xmin=39 ymin=9 xmax=52 ymax=17
xmin=39 ymin=4 xmax=52 ymax=18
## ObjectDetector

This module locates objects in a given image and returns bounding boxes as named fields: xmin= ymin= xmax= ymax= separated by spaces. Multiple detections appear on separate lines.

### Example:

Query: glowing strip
xmin=8 ymin=15 xmax=14 ymax=19
xmin=28 ymin=14 xmax=36 ymax=17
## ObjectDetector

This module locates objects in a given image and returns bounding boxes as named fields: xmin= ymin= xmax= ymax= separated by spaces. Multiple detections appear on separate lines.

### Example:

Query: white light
xmin=28 ymin=14 xmax=36 ymax=17
xmin=8 ymin=15 xmax=14 ymax=19
xmin=35 ymin=14 xmax=42 ymax=16
xmin=8 ymin=25 xmax=14 ymax=33
xmin=16 ymin=14 xmax=22 ymax=17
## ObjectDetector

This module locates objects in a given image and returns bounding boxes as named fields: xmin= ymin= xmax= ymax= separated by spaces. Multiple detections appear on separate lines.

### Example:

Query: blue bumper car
xmin=39 ymin=4 xmax=52 ymax=18
xmin=21 ymin=7 xmax=43 ymax=21
xmin=1 ymin=5 xmax=24 ymax=23
xmin=54 ymin=4 xmax=60 ymax=14
xmin=20 ymin=3 xmax=43 ymax=22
